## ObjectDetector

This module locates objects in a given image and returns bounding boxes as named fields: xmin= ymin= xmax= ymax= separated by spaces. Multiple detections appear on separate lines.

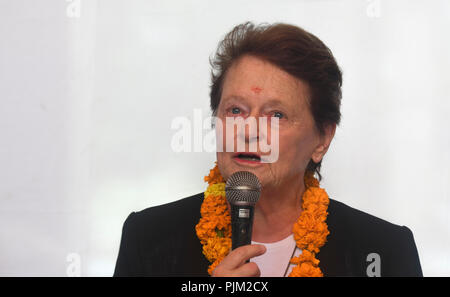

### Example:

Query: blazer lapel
xmin=317 ymin=199 xmax=354 ymax=277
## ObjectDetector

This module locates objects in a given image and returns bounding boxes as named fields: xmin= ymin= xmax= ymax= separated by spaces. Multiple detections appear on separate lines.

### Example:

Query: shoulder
xmin=115 ymin=192 xmax=209 ymax=276
xmin=328 ymin=198 xmax=416 ymax=249
xmin=136 ymin=192 xmax=203 ymax=220
xmin=328 ymin=198 xmax=406 ymax=234
xmin=325 ymin=198 xmax=422 ymax=276
xmin=126 ymin=192 xmax=204 ymax=234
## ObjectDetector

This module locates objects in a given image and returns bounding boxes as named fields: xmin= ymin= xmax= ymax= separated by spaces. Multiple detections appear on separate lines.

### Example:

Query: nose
xmin=237 ymin=112 xmax=260 ymax=145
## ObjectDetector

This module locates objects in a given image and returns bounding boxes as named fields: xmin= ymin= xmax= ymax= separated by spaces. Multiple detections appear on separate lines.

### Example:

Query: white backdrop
xmin=0 ymin=0 xmax=449 ymax=276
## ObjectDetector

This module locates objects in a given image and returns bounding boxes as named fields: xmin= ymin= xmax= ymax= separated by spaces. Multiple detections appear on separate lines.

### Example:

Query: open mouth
xmin=233 ymin=153 xmax=261 ymax=162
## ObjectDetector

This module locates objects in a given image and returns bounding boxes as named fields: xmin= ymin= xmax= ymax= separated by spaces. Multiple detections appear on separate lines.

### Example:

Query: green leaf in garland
xmin=216 ymin=228 xmax=224 ymax=238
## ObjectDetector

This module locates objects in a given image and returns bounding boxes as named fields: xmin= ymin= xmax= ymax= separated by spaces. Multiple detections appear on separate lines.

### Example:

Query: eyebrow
xmin=222 ymin=95 xmax=290 ymax=109
xmin=221 ymin=95 xmax=246 ymax=104
xmin=263 ymin=99 xmax=287 ymax=108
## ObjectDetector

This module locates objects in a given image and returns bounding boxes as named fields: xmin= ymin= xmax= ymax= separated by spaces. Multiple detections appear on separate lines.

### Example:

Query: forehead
xmin=221 ymin=55 xmax=309 ymax=107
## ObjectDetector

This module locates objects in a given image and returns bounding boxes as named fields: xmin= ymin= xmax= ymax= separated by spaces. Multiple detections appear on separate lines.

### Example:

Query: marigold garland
xmin=195 ymin=162 xmax=330 ymax=277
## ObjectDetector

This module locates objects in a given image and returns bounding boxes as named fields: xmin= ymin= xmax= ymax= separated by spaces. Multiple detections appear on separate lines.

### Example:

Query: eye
xmin=231 ymin=107 xmax=241 ymax=114
xmin=273 ymin=111 xmax=285 ymax=119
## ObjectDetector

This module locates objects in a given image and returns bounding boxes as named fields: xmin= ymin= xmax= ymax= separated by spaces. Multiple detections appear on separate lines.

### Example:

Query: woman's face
xmin=216 ymin=55 xmax=334 ymax=189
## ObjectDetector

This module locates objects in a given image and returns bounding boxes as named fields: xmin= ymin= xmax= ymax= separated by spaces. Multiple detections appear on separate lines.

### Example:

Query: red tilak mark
xmin=251 ymin=86 xmax=262 ymax=94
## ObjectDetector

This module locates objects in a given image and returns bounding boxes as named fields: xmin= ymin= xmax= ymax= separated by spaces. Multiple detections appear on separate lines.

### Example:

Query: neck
xmin=252 ymin=173 xmax=305 ymax=243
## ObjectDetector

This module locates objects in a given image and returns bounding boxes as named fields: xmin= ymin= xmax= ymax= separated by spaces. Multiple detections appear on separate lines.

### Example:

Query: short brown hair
xmin=209 ymin=22 xmax=342 ymax=181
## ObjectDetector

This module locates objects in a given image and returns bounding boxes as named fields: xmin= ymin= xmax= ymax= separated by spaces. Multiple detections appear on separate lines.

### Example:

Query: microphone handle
xmin=230 ymin=204 xmax=255 ymax=252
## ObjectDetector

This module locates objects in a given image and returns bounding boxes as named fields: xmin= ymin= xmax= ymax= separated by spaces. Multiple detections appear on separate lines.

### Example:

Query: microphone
xmin=225 ymin=171 xmax=261 ymax=251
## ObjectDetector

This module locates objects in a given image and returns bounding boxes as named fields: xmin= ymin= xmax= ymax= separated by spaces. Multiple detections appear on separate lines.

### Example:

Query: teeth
xmin=237 ymin=154 xmax=260 ymax=161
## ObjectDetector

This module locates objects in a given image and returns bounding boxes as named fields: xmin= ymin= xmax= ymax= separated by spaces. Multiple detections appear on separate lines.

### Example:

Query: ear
xmin=311 ymin=123 xmax=336 ymax=163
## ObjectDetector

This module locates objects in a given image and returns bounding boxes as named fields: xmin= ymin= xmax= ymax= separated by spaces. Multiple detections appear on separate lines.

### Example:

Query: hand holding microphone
xmin=211 ymin=244 xmax=266 ymax=277
xmin=212 ymin=171 xmax=266 ymax=277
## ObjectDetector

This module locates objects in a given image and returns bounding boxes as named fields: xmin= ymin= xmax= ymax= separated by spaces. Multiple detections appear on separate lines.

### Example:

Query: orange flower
xmin=208 ymin=258 xmax=223 ymax=275
xmin=202 ymin=237 xmax=231 ymax=263
xmin=204 ymin=162 xmax=225 ymax=185
xmin=289 ymin=262 xmax=323 ymax=277
xmin=197 ymin=163 xmax=330 ymax=276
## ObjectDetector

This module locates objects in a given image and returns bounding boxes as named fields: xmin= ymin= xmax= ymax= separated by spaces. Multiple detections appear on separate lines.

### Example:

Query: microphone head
xmin=225 ymin=171 xmax=261 ymax=206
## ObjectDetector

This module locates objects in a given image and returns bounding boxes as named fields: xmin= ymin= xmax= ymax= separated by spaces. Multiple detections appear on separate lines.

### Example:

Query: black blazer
xmin=113 ymin=193 xmax=422 ymax=277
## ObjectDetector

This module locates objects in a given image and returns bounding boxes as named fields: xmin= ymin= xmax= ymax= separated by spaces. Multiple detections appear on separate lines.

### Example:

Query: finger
xmin=221 ymin=244 xmax=266 ymax=270
xmin=233 ymin=261 xmax=261 ymax=277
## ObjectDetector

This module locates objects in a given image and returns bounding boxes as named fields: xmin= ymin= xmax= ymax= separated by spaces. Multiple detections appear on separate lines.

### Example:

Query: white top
xmin=251 ymin=234 xmax=302 ymax=277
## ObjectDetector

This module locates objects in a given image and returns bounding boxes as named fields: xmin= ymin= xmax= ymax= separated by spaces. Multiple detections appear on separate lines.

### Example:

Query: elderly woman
xmin=114 ymin=22 xmax=422 ymax=277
